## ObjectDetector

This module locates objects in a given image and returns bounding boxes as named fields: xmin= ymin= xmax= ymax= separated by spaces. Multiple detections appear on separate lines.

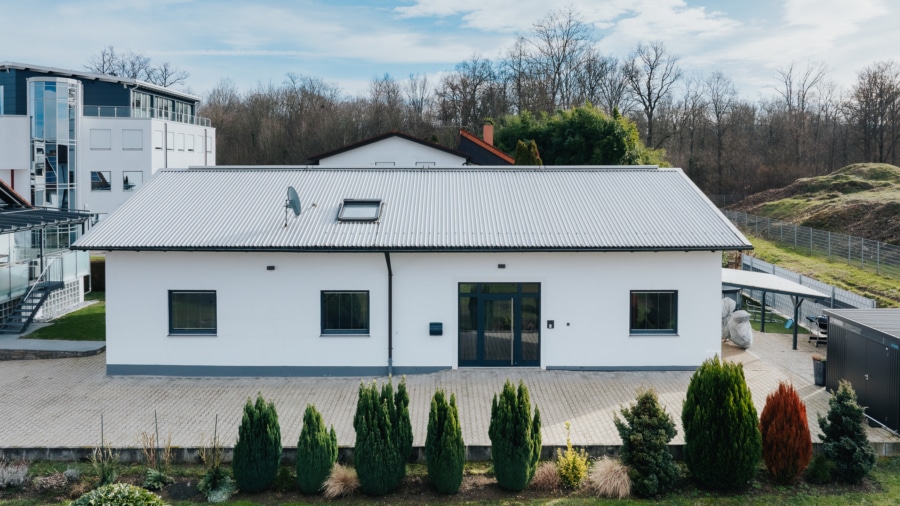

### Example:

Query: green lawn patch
xmin=24 ymin=292 xmax=105 ymax=341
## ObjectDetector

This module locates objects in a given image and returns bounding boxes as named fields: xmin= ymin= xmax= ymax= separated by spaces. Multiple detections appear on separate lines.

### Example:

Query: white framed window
xmin=123 ymin=171 xmax=143 ymax=191
xmin=205 ymin=136 xmax=213 ymax=153
xmin=153 ymin=130 xmax=164 ymax=150
xmin=187 ymin=134 xmax=195 ymax=152
xmin=122 ymin=129 xmax=143 ymax=150
xmin=176 ymin=133 xmax=185 ymax=151
xmin=91 ymin=171 xmax=112 ymax=191
xmin=166 ymin=131 xmax=174 ymax=151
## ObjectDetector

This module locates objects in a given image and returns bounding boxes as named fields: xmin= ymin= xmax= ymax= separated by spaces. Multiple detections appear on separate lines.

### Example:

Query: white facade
xmin=0 ymin=115 xmax=30 ymax=195
xmin=81 ymin=117 xmax=214 ymax=217
xmin=105 ymin=249 xmax=722 ymax=375
xmin=317 ymin=136 xmax=466 ymax=167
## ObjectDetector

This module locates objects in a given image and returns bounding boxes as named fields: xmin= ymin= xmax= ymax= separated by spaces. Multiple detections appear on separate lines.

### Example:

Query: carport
xmin=722 ymin=268 xmax=827 ymax=350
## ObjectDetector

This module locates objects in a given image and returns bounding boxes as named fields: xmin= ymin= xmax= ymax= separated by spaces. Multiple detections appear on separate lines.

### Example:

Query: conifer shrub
xmin=296 ymin=404 xmax=338 ymax=494
xmin=681 ymin=355 xmax=761 ymax=490
xmin=556 ymin=421 xmax=589 ymax=489
xmin=818 ymin=380 xmax=876 ymax=484
xmin=759 ymin=382 xmax=812 ymax=484
xmin=232 ymin=393 xmax=283 ymax=494
xmin=353 ymin=379 xmax=405 ymax=496
xmin=804 ymin=455 xmax=835 ymax=484
xmin=488 ymin=379 xmax=542 ymax=491
xmin=614 ymin=387 xmax=679 ymax=497
xmin=425 ymin=389 xmax=465 ymax=494
xmin=393 ymin=377 xmax=414 ymax=466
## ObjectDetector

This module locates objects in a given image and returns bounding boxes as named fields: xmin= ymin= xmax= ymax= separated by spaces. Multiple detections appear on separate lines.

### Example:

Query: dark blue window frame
xmin=321 ymin=291 xmax=369 ymax=335
xmin=629 ymin=290 xmax=678 ymax=335
xmin=168 ymin=290 xmax=217 ymax=335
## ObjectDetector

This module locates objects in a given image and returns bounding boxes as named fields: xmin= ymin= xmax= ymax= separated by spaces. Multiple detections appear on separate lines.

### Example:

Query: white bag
xmin=728 ymin=310 xmax=753 ymax=349
xmin=721 ymin=298 xmax=737 ymax=340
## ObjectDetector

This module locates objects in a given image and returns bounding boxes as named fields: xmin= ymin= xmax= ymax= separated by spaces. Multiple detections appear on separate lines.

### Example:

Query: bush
xmin=804 ymin=455 xmax=836 ymax=484
xmin=393 ymin=377 xmax=413 ymax=466
xmin=198 ymin=466 xmax=236 ymax=503
xmin=530 ymin=462 xmax=560 ymax=491
xmin=488 ymin=379 xmax=542 ymax=491
xmin=323 ymin=464 xmax=359 ymax=499
xmin=759 ymin=382 xmax=812 ymax=484
xmin=0 ymin=459 xmax=28 ymax=489
xmin=614 ymin=387 xmax=679 ymax=497
xmin=143 ymin=468 xmax=174 ymax=490
xmin=587 ymin=457 xmax=632 ymax=499
xmin=90 ymin=440 xmax=118 ymax=486
xmin=72 ymin=483 xmax=168 ymax=506
xmin=353 ymin=379 xmax=405 ymax=495
xmin=556 ymin=422 xmax=589 ymax=488
xmin=818 ymin=380 xmax=877 ymax=483
xmin=425 ymin=389 xmax=465 ymax=494
xmin=682 ymin=355 xmax=762 ymax=490
xmin=232 ymin=393 xmax=283 ymax=493
xmin=296 ymin=404 xmax=338 ymax=494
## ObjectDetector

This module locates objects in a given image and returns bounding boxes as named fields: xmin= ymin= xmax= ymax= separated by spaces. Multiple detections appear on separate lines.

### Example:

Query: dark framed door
xmin=458 ymin=282 xmax=540 ymax=367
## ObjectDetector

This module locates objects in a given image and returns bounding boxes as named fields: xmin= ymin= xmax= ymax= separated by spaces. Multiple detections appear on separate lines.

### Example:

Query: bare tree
xmin=846 ymin=60 xmax=900 ymax=163
xmin=623 ymin=40 xmax=683 ymax=148
xmin=85 ymin=46 xmax=121 ymax=75
xmin=596 ymin=58 xmax=634 ymax=116
xmin=526 ymin=7 xmax=595 ymax=110
xmin=771 ymin=62 xmax=827 ymax=166
xmin=705 ymin=71 xmax=736 ymax=194
xmin=147 ymin=61 xmax=190 ymax=87
xmin=85 ymin=46 xmax=189 ymax=88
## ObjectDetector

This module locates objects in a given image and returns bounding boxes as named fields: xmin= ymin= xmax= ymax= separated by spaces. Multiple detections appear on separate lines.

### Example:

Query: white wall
xmin=79 ymin=118 xmax=215 ymax=215
xmin=106 ymin=249 xmax=722 ymax=374
xmin=318 ymin=137 xmax=466 ymax=167
xmin=0 ymin=115 xmax=30 ymax=195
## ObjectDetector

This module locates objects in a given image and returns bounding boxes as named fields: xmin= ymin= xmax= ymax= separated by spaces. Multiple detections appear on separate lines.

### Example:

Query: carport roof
xmin=722 ymin=268 xmax=827 ymax=299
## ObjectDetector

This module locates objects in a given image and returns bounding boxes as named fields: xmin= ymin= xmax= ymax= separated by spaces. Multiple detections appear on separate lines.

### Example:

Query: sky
xmin=1 ymin=0 xmax=898 ymax=102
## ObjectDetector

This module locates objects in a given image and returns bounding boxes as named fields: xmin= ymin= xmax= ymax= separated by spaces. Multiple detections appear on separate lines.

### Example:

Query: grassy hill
xmin=729 ymin=163 xmax=900 ymax=245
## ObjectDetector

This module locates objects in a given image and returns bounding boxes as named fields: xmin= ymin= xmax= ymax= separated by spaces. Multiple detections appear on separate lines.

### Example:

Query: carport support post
xmin=760 ymin=291 xmax=768 ymax=333
xmin=792 ymin=296 xmax=803 ymax=350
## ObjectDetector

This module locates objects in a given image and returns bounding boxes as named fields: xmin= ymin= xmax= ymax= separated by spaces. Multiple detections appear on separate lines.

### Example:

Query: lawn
xmin=23 ymin=292 xmax=105 ymax=341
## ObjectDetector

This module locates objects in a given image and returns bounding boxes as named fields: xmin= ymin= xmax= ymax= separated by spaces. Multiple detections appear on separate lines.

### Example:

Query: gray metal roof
xmin=0 ymin=208 xmax=91 ymax=234
xmin=72 ymin=166 xmax=752 ymax=252
xmin=722 ymin=268 xmax=826 ymax=299
xmin=824 ymin=309 xmax=900 ymax=340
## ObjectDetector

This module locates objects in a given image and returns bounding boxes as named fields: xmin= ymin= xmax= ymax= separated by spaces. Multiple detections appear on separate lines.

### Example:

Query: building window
xmin=166 ymin=132 xmax=174 ymax=151
xmin=206 ymin=136 xmax=213 ymax=153
xmin=177 ymin=133 xmax=185 ymax=151
xmin=169 ymin=290 xmax=217 ymax=335
xmin=630 ymin=291 xmax=677 ymax=334
xmin=91 ymin=171 xmax=111 ymax=191
xmin=153 ymin=130 xmax=164 ymax=150
xmin=90 ymin=129 xmax=112 ymax=150
xmin=122 ymin=129 xmax=143 ymax=150
xmin=187 ymin=134 xmax=194 ymax=152
xmin=123 ymin=171 xmax=143 ymax=191
xmin=338 ymin=199 xmax=382 ymax=222
xmin=321 ymin=291 xmax=369 ymax=334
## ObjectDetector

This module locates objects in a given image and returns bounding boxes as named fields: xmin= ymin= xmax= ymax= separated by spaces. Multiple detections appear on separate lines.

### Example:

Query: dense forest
xmin=101 ymin=8 xmax=899 ymax=202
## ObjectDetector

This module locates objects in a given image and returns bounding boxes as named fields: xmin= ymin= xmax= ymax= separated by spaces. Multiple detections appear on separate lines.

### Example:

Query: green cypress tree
xmin=394 ymin=377 xmax=413 ymax=467
xmin=514 ymin=140 xmax=531 ymax=165
xmin=818 ymin=380 xmax=876 ymax=483
xmin=681 ymin=356 xmax=761 ymax=491
xmin=232 ymin=393 xmax=282 ymax=493
xmin=614 ymin=388 xmax=679 ymax=497
xmin=488 ymin=379 xmax=542 ymax=491
xmin=425 ymin=389 xmax=465 ymax=494
xmin=354 ymin=380 xmax=404 ymax=496
xmin=296 ymin=404 xmax=338 ymax=494
xmin=528 ymin=139 xmax=543 ymax=165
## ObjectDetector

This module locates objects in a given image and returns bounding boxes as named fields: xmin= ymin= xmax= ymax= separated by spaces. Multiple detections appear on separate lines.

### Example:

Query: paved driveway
xmin=0 ymin=332 xmax=895 ymax=450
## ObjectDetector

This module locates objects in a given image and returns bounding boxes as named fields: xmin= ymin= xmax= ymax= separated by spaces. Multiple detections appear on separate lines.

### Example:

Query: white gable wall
xmin=105 ymin=249 xmax=721 ymax=375
xmin=317 ymin=137 xmax=466 ymax=167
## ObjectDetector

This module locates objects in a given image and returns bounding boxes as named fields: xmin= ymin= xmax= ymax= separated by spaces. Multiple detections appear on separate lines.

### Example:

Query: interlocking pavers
xmin=0 ymin=331 xmax=896 ymax=451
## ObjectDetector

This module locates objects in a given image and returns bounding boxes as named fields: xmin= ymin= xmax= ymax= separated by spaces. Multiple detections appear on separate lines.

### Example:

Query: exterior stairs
xmin=0 ymin=281 xmax=64 ymax=334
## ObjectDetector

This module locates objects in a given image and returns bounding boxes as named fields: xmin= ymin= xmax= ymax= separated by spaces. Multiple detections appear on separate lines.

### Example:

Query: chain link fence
xmin=725 ymin=210 xmax=900 ymax=280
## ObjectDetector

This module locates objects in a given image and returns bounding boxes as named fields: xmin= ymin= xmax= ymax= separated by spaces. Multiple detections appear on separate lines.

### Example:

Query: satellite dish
xmin=284 ymin=186 xmax=301 ymax=227
xmin=287 ymin=186 xmax=301 ymax=216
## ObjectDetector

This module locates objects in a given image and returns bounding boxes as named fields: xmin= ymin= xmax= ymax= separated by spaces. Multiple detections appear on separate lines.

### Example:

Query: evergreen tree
xmin=614 ymin=388 xmax=679 ymax=497
xmin=232 ymin=393 xmax=282 ymax=493
xmin=296 ymin=404 xmax=338 ymax=494
xmin=488 ymin=379 xmax=542 ymax=491
xmin=394 ymin=377 xmax=413 ymax=467
xmin=759 ymin=382 xmax=812 ymax=484
xmin=514 ymin=139 xmax=544 ymax=165
xmin=681 ymin=356 xmax=761 ymax=490
xmin=353 ymin=379 xmax=404 ymax=496
xmin=425 ymin=389 xmax=465 ymax=494
xmin=818 ymin=380 xmax=876 ymax=483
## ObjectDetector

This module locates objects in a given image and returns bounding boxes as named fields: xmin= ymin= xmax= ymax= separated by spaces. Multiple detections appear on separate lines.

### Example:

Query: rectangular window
xmin=630 ymin=291 xmax=677 ymax=334
xmin=176 ymin=133 xmax=185 ymax=151
xmin=338 ymin=199 xmax=382 ymax=221
xmin=90 ymin=171 xmax=112 ymax=191
xmin=169 ymin=290 xmax=217 ymax=335
xmin=206 ymin=136 xmax=213 ymax=153
xmin=122 ymin=129 xmax=143 ymax=150
xmin=123 ymin=171 xmax=143 ymax=191
xmin=166 ymin=131 xmax=174 ymax=151
xmin=187 ymin=134 xmax=194 ymax=152
xmin=153 ymin=130 xmax=164 ymax=150
xmin=321 ymin=291 xmax=369 ymax=334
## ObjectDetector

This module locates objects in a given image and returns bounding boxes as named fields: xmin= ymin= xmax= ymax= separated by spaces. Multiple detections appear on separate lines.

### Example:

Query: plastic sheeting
xmin=727 ymin=310 xmax=753 ymax=349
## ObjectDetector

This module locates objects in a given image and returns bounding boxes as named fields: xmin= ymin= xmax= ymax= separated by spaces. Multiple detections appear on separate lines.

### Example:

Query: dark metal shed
xmin=824 ymin=309 xmax=900 ymax=432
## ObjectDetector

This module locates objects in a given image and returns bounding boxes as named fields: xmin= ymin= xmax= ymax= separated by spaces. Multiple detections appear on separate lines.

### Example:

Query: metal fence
xmin=739 ymin=256 xmax=876 ymax=330
xmin=725 ymin=210 xmax=900 ymax=280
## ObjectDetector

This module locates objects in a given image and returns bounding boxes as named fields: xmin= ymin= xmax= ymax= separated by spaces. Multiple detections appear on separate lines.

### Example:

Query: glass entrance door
xmin=458 ymin=283 xmax=540 ymax=367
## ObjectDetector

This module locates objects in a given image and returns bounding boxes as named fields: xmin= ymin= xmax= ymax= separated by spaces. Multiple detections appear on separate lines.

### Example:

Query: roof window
xmin=338 ymin=199 xmax=382 ymax=222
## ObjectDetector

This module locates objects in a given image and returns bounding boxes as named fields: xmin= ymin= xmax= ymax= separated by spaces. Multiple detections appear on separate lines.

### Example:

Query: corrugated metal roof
xmin=72 ymin=166 xmax=752 ymax=252
xmin=824 ymin=309 xmax=900 ymax=340
xmin=722 ymin=269 xmax=826 ymax=299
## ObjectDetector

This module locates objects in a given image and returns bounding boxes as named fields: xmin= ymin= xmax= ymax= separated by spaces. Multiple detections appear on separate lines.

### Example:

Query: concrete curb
xmin=0 ymin=347 xmax=106 ymax=361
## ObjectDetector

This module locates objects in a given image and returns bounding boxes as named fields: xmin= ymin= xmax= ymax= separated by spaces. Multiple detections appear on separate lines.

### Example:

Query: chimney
xmin=483 ymin=124 xmax=494 ymax=146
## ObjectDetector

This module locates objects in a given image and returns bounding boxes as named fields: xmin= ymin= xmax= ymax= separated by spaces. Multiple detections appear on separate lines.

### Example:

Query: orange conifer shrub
xmin=759 ymin=382 xmax=812 ymax=484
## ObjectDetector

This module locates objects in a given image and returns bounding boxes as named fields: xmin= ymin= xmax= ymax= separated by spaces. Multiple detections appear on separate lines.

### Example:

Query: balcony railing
xmin=83 ymin=105 xmax=211 ymax=127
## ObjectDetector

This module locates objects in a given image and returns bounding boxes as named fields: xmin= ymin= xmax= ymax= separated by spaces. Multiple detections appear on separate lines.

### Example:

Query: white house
xmin=72 ymin=166 xmax=752 ymax=376
xmin=0 ymin=62 xmax=216 ymax=220
xmin=307 ymin=131 xmax=469 ymax=167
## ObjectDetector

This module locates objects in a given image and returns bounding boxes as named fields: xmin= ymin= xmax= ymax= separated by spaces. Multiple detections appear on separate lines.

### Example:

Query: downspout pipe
xmin=384 ymin=252 xmax=393 ymax=377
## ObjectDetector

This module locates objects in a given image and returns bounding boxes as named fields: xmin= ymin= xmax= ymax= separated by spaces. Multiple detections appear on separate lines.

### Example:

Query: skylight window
xmin=338 ymin=199 xmax=382 ymax=222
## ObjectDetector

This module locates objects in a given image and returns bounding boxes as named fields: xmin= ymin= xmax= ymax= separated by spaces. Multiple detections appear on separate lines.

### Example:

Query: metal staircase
xmin=0 ymin=260 xmax=63 ymax=335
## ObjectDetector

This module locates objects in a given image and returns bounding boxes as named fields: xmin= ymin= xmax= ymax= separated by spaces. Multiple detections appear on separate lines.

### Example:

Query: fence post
xmin=794 ymin=224 xmax=797 ymax=248
xmin=848 ymin=235 xmax=852 ymax=265
xmin=877 ymin=241 xmax=881 ymax=275
xmin=831 ymin=286 xmax=835 ymax=309
xmin=809 ymin=228 xmax=813 ymax=255
xmin=861 ymin=237 xmax=865 ymax=269
xmin=827 ymin=231 xmax=831 ymax=262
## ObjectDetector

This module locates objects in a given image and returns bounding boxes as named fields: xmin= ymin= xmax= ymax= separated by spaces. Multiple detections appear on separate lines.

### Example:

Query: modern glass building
xmin=29 ymin=77 xmax=80 ymax=211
